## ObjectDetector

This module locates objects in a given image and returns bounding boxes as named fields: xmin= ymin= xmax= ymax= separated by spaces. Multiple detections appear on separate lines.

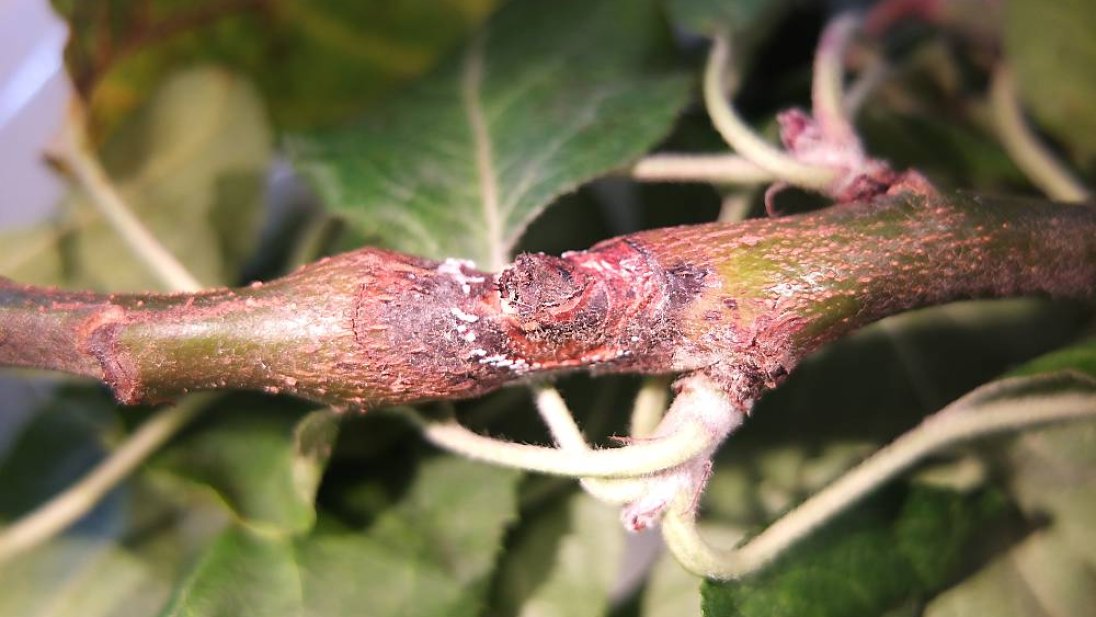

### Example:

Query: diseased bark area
xmin=627 ymin=193 xmax=1096 ymax=403
xmin=0 ymin=192 xmax=1093 ymax=410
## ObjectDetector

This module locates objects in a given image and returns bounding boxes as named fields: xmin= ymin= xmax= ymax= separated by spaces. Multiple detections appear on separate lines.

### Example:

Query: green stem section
xmin=627 ymin=191 xmax=1096 ymax=403
xmin=0 ymin=192 xmax=1093 ymax=410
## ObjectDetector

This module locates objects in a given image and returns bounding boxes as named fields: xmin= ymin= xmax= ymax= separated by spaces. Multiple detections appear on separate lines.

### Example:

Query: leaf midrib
xmin=459 ymin=35 xmax=506 ymax=271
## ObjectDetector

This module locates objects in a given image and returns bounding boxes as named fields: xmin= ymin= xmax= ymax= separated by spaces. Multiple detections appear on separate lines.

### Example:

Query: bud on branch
xmin=1 ymin=191 xmax=1093 ymax=410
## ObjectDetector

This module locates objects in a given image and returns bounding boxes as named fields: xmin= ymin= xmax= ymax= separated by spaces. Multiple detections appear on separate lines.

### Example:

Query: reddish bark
xmin=1 ymin=191 xmax=1093 ymax=411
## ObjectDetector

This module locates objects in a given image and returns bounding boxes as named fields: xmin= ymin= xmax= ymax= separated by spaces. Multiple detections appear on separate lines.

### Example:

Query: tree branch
xmin=1 ymin=191 xmax=1093 ymax=410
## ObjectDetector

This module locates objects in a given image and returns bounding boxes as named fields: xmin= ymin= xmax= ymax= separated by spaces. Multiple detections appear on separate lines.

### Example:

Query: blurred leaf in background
xmin=52 ymin=0 xmax=499 ymax=136
xmin=0 ymin=387 xmax=228 ymax=617
xmin=700 ymin=337 xmax=1096 ymax=617
xmin=702 ymin=485 xmax=1018 ymax=617
xmin=0 ymin=66 xmax=272 ymax=291
xmin=923 ymin=342 xmax=1096 ymax=617
xmin=1004 ymin=0 xmax=1096 ymax=165
xmin=151 ymin=403 xmax=337 ymax=536
xmin=159 ymin=457 xmax=520 ymax=617
xmin=492 ymin=491 xmax=626 ymax=617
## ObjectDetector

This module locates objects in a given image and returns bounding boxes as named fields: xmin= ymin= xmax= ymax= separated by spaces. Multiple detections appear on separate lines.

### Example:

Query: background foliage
xmin=1 ymin=0 xmax=1094 ymax=616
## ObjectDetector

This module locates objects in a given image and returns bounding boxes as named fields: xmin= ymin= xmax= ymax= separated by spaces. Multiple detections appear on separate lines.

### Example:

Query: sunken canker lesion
xmin=494 ymin=238 xmax=720 ymax=375
xmin=496 ymin=252 xmax=612 ymax=347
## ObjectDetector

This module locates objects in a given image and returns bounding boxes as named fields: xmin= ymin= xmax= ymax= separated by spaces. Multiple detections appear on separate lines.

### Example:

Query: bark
xmin=1 ymin=191 xmax=1093 ymax=410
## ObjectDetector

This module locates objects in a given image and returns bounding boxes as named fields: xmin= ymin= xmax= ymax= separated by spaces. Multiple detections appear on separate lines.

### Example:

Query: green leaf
xmin=924 ymin=525 xmax=1096 ymax=617
xmin=0 ymin=224 xmax=71 ymax=289
xmin=1006 ymin=339 xmax=1096 ymax=380
xmin=493 ymin=491 xmax=625 ymax=617
xmin=1004 ymin=0 xmax=1096 ymax=162
xmin=0 ymin=67 xmax=272 ymax=291
xmin=924 ymin=340 xmax=1096 ymax=617
xmin=162 ymin=456 xmax=521 ymax=617
xmin=152 ymin=405 xmax=338 ymax=535
xmin=360 ymin=455 xmax=521 ymax=586
xmin=922 ymin=417 xmax=1096 ymax=617
xmin=730 ymin=299 xmax=1085 ymax=488
xmin=641 ymin=549 xmax=702 ymax=617
xmin=161 ymin=527 xmax=304 ymax=617
xmin=53 ymin=0 xmax=498 ymax=135
xmin=0 ymin=386 xmax=228 ymax=617
xmin=289 ymin=0 xmax=691 ymax=267
xmin=692 ymin=306 xmax=1088 ymax=616
xmin=860 ymin=107 xmax=1027 ymax=191
xmin=0 ymin=386 xmax=121 ymax=525
xmin=0 ymin=536 xmax=171 ymax=617
xmin=701 ymin=486 xmax=1014 ymax=617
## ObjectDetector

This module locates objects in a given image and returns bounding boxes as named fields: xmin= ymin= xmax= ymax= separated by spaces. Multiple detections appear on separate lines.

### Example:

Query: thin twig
xmin=534 ymin=384 xmax=588 ymax=450
xmin=55 ymin=104 xmax=203 ymax=292
xmin=0 ymin=108 xmax=209 ymax=561
xmin=703 ymin=34 xmax=835 ymax=190
xmin=812 ymin=12 xmax=862 ymax=145
xmin=531 ymin=384 xmax=653 ymax=505
xmin=662 ymin=389 xmax=1096 ymax=579
xmin=632 ymin=15 xmax=874 ymax=190
xmin=631 ymin=153 xmax=774 ymax=185
xmin=419 ymin=415 xmax=711 ymax=478
xmin=629 ymin=377 xmax=671 ymax=439
xmin=717 ymin=191 xmax=754 ymax=223
xmin=0 ymin=393 xmax=215 ymax=563
xmin=843 ymin=55 xmax=890 ymax=118
xmin=989 ymin=66 xmax=1091 ymax=203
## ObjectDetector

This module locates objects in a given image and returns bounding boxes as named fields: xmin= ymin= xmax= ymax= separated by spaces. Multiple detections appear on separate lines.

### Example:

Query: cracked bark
xmin=1 ymin=191 xmax=1093 ymax=411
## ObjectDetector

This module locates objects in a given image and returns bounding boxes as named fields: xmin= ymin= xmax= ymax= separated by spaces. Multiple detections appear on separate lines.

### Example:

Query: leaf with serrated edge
xmin=161 ymin=457 xmax=521 ymax=617
xmin=289 ymin=0 xmax=690 ymax=269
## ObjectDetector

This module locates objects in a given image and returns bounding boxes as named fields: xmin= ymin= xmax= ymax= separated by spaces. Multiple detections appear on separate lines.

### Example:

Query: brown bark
xmin=1 ymin=191 xmax=1093 ymax=410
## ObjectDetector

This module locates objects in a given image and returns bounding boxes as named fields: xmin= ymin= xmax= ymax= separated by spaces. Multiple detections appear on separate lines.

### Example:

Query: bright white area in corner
xmin=0 ymin=0 xmax=70 ymax=228
xmin=0 ymin=0 xmax=73 ymax=454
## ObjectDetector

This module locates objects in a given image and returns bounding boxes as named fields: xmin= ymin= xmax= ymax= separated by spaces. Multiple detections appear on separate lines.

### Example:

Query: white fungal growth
xmin=477 ymin=353 xmax=530 ymax=374
xmin=449 ymin=307 xmax=480 ymax=323
xmin=583 ymin=349 xmax=632 ymax=364
xmin=438 ymin=258 xmax=486 ymax=294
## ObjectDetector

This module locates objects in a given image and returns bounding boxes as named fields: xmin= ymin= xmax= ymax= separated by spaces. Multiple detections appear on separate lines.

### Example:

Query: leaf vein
xmin=460 ymin=35 xmax=505 ymax=270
